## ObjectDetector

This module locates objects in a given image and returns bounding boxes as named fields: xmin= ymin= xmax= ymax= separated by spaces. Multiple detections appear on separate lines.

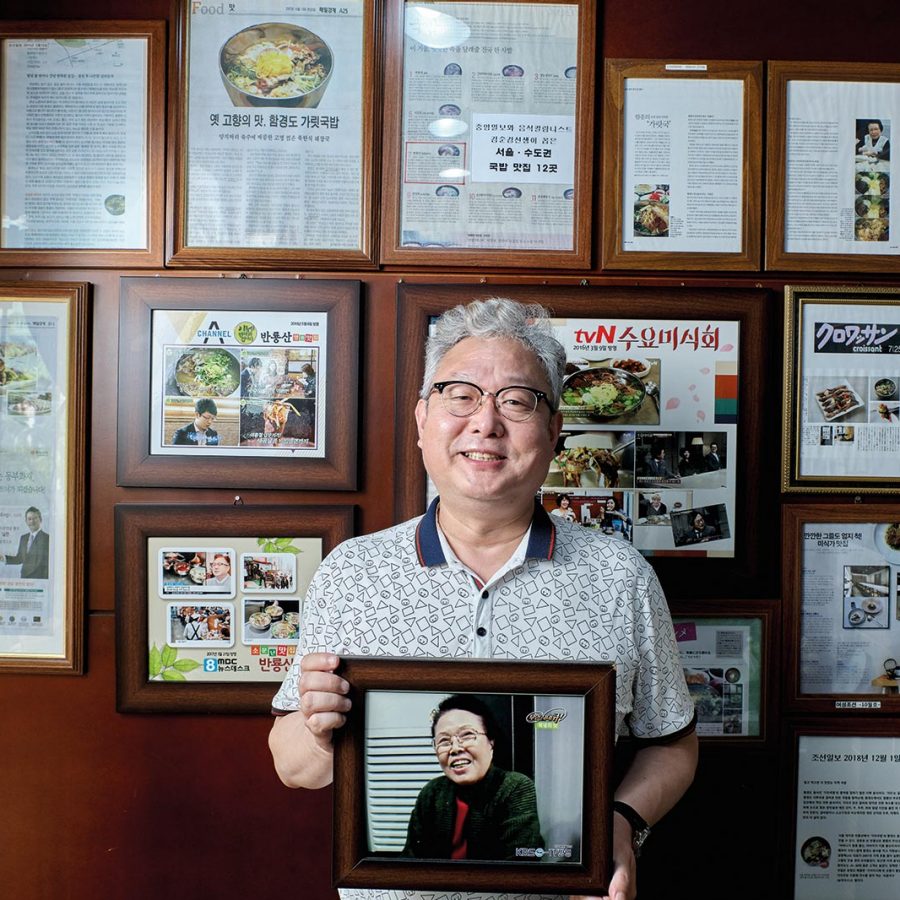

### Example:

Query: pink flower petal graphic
xmin=699 ymin=367 xmax=710 ymax=375
xmin=696 ymin=410 xmax=706 ymax=422
xmin=688 ymin=384 xmax=696 ymax=391
xmin=693 ymin=395 xmax=700 ymax=402
xmin=665 ymin=397 xmax=680 ymax=410
xmin=721 ymin=344 xmax=734 ymax=352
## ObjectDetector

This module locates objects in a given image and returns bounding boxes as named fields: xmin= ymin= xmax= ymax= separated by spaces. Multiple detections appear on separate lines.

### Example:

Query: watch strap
xmin=613 ymin=800 xmax=651 ymax=857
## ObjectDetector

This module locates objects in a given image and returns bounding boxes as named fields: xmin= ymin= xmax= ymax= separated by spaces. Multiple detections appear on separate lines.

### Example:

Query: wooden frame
xmin=670 ymin=601 xmax=776 ymax=746
xmin=601 ymin=59 xmax=762 ymax=271
xmin=116 ymin=276 xmax=359 ymax=490
xmin=332 ymin=657 xmax=614 ymax=894
xmin=0 ymin=281 xmax=89 ymax=674
xmin=379 ymin=0 xmax=595 ymax=269
xmin=115 ymin=502 xmax=353 ymax=713
xmin=167 ymin=1 xmax=377 ymax=268
xmin=0 ymin=21 xmax=165 ymax=267
xmin=782 ymin=719 xmax=900 ymax=900
xmin=767 ymin=61 xmax=900 ymax=272
xmin=782 ymin=284 xmax=900 ymax=494
xmin=783 ymin=504 xmax=900 ymax=715
xmin=394 ymin=284 xmax=777 ymax=599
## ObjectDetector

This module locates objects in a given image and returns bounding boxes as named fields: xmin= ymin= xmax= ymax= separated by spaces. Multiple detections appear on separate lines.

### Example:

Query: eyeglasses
xmin=431 ymin=381 xmax=551 ymax=422
xmin=434 ymin=729 xmax=487 ymax=754
xmin=198 ymin=413 xmax=217 ymax=422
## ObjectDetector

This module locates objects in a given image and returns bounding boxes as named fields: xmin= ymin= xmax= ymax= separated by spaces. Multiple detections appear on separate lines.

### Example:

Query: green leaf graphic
xmin=149 ymin=644 xmax=162 ymax=678
xmin=173 ymin=658 xmax=202 ymax=672
xmin=161 ymin=644 xmax=177 ymax=668
xmin=161 ymin=670 xmax=186 ymax=682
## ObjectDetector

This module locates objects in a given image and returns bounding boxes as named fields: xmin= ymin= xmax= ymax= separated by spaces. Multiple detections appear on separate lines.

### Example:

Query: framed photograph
xmin=601 ymin=59 xmax=763 ymax=271
xmin=378 ymin=0 xmax=596 ymax=268
xmin=785 ymin=719 xmax=900 ymax=900
xmin=115 ymin=502 xmax=353 ymax=713
xmin=671 ymin=602 xmax=774 ymax=744
xmin=0 ymin=281 xmax=88 ymax=673
xmin=395 ymin=284 xmax=777 ymax=598
xmin=0 ymin=21 xmax=165 ymax=267
xmin=168 ymin=1 xmax=376 ymax=268
xmin=783 ymin=504 xmax=900 ymax=715
xmin=116 ymin=276 xmax=359 ymax=490
xmin=767 ymin=61 xmax=900 ymax=272
xmin=332 ymin=657 xmax=614 ymax=894
xmin=782 ymin=284 xmax=900 ymax=494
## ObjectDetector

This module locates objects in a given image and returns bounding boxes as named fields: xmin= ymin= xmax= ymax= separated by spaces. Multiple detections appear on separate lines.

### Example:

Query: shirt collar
xmin=415 ymin=497 xmax=555 ymax=567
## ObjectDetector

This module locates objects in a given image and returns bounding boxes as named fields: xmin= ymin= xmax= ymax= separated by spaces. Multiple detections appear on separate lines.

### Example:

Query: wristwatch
xmin=613 ymin=800 xmax=651 ymax=858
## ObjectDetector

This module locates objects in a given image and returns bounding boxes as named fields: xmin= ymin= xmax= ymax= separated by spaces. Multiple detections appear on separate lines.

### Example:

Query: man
xmin=642 ymin=493 xmax=668 ymax=518
xmin=241 ymin=357 xmax=262 ymax=396
xmin=705 ymin=442 xmax=722 ymax=471
xmin=206 ymin=554 xmax=232 ymax=589
xmin=687 ymin=512 xmax=717 ymax=544
xmin=172 ymin=399 xmax=219 ymax=446
xmin=268 ymin=299 xmax=697 ymax=900
xmin=1 ymin=506 xmax=49 ymax=579
xmin=644 ymin=445 xmax=676 ymax=480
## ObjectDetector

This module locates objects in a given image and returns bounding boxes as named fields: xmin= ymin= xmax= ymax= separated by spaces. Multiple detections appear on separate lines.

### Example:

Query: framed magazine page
xmin=394 ymin=283 xmax=777 ymax=599
xmin=0 ymin=281 xmax=88 ymax=674
xmin=783 ymin=284 xmax=900 ymax=494
xmin=0 ymin=21 xmax=165 ymax=267
xmin=671 ymin=602 xmax=775 ymax=745
xmin=115 ymin=502 xmax=353 ymax=713
xmin=784 ymin=719 xmax=900 ymax=900
xmin=116 ymin=276 xmax=359 ymax=490
xmin=601 ymin=59 xmax=763 ymax=271
xmin=784 ymin=504 xmax=900 ymax=715
xmin=332 ymin=657 xmax=614 ymax=894
xmin=168 ymin=0 xmax=376 ymax=268
xmin=379 ymin=0 xmax=596 ymax=268
xmin=767 ymin=61 xmax=900 ymax=272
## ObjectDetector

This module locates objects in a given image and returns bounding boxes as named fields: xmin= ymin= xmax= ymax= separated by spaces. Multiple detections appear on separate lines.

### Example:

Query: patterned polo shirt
xmin=272 ymin=498 xmax=694 ymax=742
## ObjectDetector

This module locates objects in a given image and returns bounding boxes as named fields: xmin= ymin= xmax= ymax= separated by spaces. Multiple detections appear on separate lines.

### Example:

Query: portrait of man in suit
xmin=1 ymin=506 xmax=50 ymax=580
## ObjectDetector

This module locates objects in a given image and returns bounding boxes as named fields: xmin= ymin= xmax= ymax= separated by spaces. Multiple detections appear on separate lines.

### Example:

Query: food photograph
xmin=560 ymin=357 xmax=660 ymax=426
xmin=242 ymin=598 xmax=300 ymax=644
xmin=633 ymin=184 xmax=670 ymax=237
xmin=808 ymin=377 xmax=867 ymax=423
xmin=159 ymin=548 xmax=236 ymax=598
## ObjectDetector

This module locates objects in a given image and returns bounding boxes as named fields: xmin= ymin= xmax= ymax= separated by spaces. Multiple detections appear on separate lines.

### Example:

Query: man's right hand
xmin=298 ymin=652 xmax=352 ymax=750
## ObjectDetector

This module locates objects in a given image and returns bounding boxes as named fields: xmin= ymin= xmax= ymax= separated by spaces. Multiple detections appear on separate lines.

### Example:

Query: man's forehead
xmin=435 ymin=337 xmax=547 ymax=384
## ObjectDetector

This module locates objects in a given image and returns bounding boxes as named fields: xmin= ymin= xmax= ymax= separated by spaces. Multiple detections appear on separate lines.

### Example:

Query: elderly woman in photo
xmin=402 ymin=694 xmax=544 ymax=860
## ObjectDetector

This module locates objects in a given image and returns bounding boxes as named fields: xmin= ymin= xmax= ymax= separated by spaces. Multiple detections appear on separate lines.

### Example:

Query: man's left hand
xmin=571 ymin=814 xmax=635 ymax=900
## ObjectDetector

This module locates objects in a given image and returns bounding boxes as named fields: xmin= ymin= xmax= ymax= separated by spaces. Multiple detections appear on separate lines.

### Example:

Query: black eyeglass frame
xmin=430 ymin=380 xmax=555 ymax=420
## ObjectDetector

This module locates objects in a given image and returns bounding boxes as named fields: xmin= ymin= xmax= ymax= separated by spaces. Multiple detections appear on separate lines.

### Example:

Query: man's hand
xmin=570 ymin=813 xmax=636 ymax=900
xmin=298 ymin=652 xmax=352 ymax=749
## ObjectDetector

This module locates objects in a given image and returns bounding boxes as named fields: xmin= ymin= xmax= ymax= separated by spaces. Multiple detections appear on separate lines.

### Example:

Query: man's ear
xmin=415 ymin=398 xmax=428 ymax=449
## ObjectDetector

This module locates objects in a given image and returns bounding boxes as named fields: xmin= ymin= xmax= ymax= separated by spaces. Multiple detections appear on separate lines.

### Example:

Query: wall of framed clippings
xmin=2 ymin=1 xmax=900 ymax=899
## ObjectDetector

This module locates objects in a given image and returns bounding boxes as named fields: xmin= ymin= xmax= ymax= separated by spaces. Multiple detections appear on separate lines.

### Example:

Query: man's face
xmin=869 ymin=122 xmax=882 ymax=140
xmin=651 ymin=496 xmax=661 ymax=508
xmin=195 ymin=410 xmax=216 ymax=432
xmin=25 ymin=511 xmax=41 ymax=532
xmin=433 ymin=708 xmax=494 ymax=786
xmin=210 ymin=557 xmax=229 ymax=578
xmin=415 ymin=337 xmax=561 ymax=511
xmin=694 ymin=516 xmax=706 ymax=530
xmin=710 ymin=444 xmax=718 ymax=454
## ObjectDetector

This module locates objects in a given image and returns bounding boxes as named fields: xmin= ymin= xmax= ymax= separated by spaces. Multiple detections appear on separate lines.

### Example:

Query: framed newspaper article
xmin=332 ymin=657 xmax=614 ymax=894
xmin=168 ymin=0 xmax=377 ymax=268
xmin=116 ymin=277 xmax=359 ymax=491
xmin=784 ymin=504 xmax=900 ymax=716
xmin=115 ymin=502 xmax=353 ymax=713
xmin=767 ymin=61 xmax=900 ymax=272
xmin=394 ymin=283 xmax=777 ymax=599
xmin=379 ymin=0 xmax=596 ymax=268
xmin=601 ymin=59 xmax=763 ymax=272
xmin=0 ymin=21 xmax=165 ymax=267
xmin=0 ymin=281 xmax=88 ymax=674
xmin=783 ymin=284 xmax=900 ymax=494
xmin=785 ymin=719 xmax=900 ymax=900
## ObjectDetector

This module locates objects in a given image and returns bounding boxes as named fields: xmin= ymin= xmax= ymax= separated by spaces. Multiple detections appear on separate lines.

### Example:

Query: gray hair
xmin=420 ymin=298 xmax=567 ymax=408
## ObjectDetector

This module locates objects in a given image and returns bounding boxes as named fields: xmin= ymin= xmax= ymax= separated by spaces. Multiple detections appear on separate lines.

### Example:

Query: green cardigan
xmin=402 ymin=765 xmax=544 ymax=860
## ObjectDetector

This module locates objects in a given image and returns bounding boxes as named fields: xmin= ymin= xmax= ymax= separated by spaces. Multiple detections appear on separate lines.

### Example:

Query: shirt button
xmin=476 ymin=627 xmax=487 ymax=637
xmin=481 ymin=590 xmax=489 ymax=599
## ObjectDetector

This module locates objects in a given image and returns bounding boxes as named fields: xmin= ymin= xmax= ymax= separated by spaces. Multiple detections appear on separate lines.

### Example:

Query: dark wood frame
xmin=115 ymin=502 xmax=353 ymax=713
xmin=0 ymin=281 xmax=89 ymax=674
xmin=378 ymin=0 xmax=595 ymax=269
xmin=601 ymin=59 xmax=763 ymax=272
xmin=669 ymin=601 xmax=777 ymax=746
xmin=116 ymin=276 xmax=359 ymax=490
xmin=0 ymin=21 xmax=166 ymax=267
xmin=167 ymin=1 xmax=377 ymax=268
xmin=782 ymin=284 xmax=900 ymax=494
xmin=783 ymin=504 xmax=900 ymax=715
xmin=766 ymin=61 xmax=900 ymax=272
xmin=393 ymin=284 xmax=777 ymax=599
xmin=332 ymin=657 xmax=614 ymax=894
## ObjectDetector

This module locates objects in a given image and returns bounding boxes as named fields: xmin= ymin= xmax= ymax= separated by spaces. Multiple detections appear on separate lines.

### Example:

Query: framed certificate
xmin=168 ymin=0 xmax=376 ymax=267
xmin=767 ymin=61 xmax=900 ymax=272
xmin=0 ymin=21 xmax=165 ymax=267
xmin=783 ymin=284 xmax=900 ymax=494
xmin=601 ymin=59 xmax=763 ymax=271
xmin=784 ymin=504 xmax=900 ymax=715
xmin=332 ymin=657 xmax=614 ymax=894
xmin=379 ymin=0 xmax=595 ymax=268
xmin=115 ymin=502 xmax=353 ymax=713
xmin=0 ymin=281 xmax=88 ymax=673
xmin=116 ymin=276 xmax=359 ymax=491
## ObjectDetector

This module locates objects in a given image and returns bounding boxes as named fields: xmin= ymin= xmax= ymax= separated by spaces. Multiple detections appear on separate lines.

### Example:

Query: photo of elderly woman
xmin=364 ymin=690 xmax=584 ymax=864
